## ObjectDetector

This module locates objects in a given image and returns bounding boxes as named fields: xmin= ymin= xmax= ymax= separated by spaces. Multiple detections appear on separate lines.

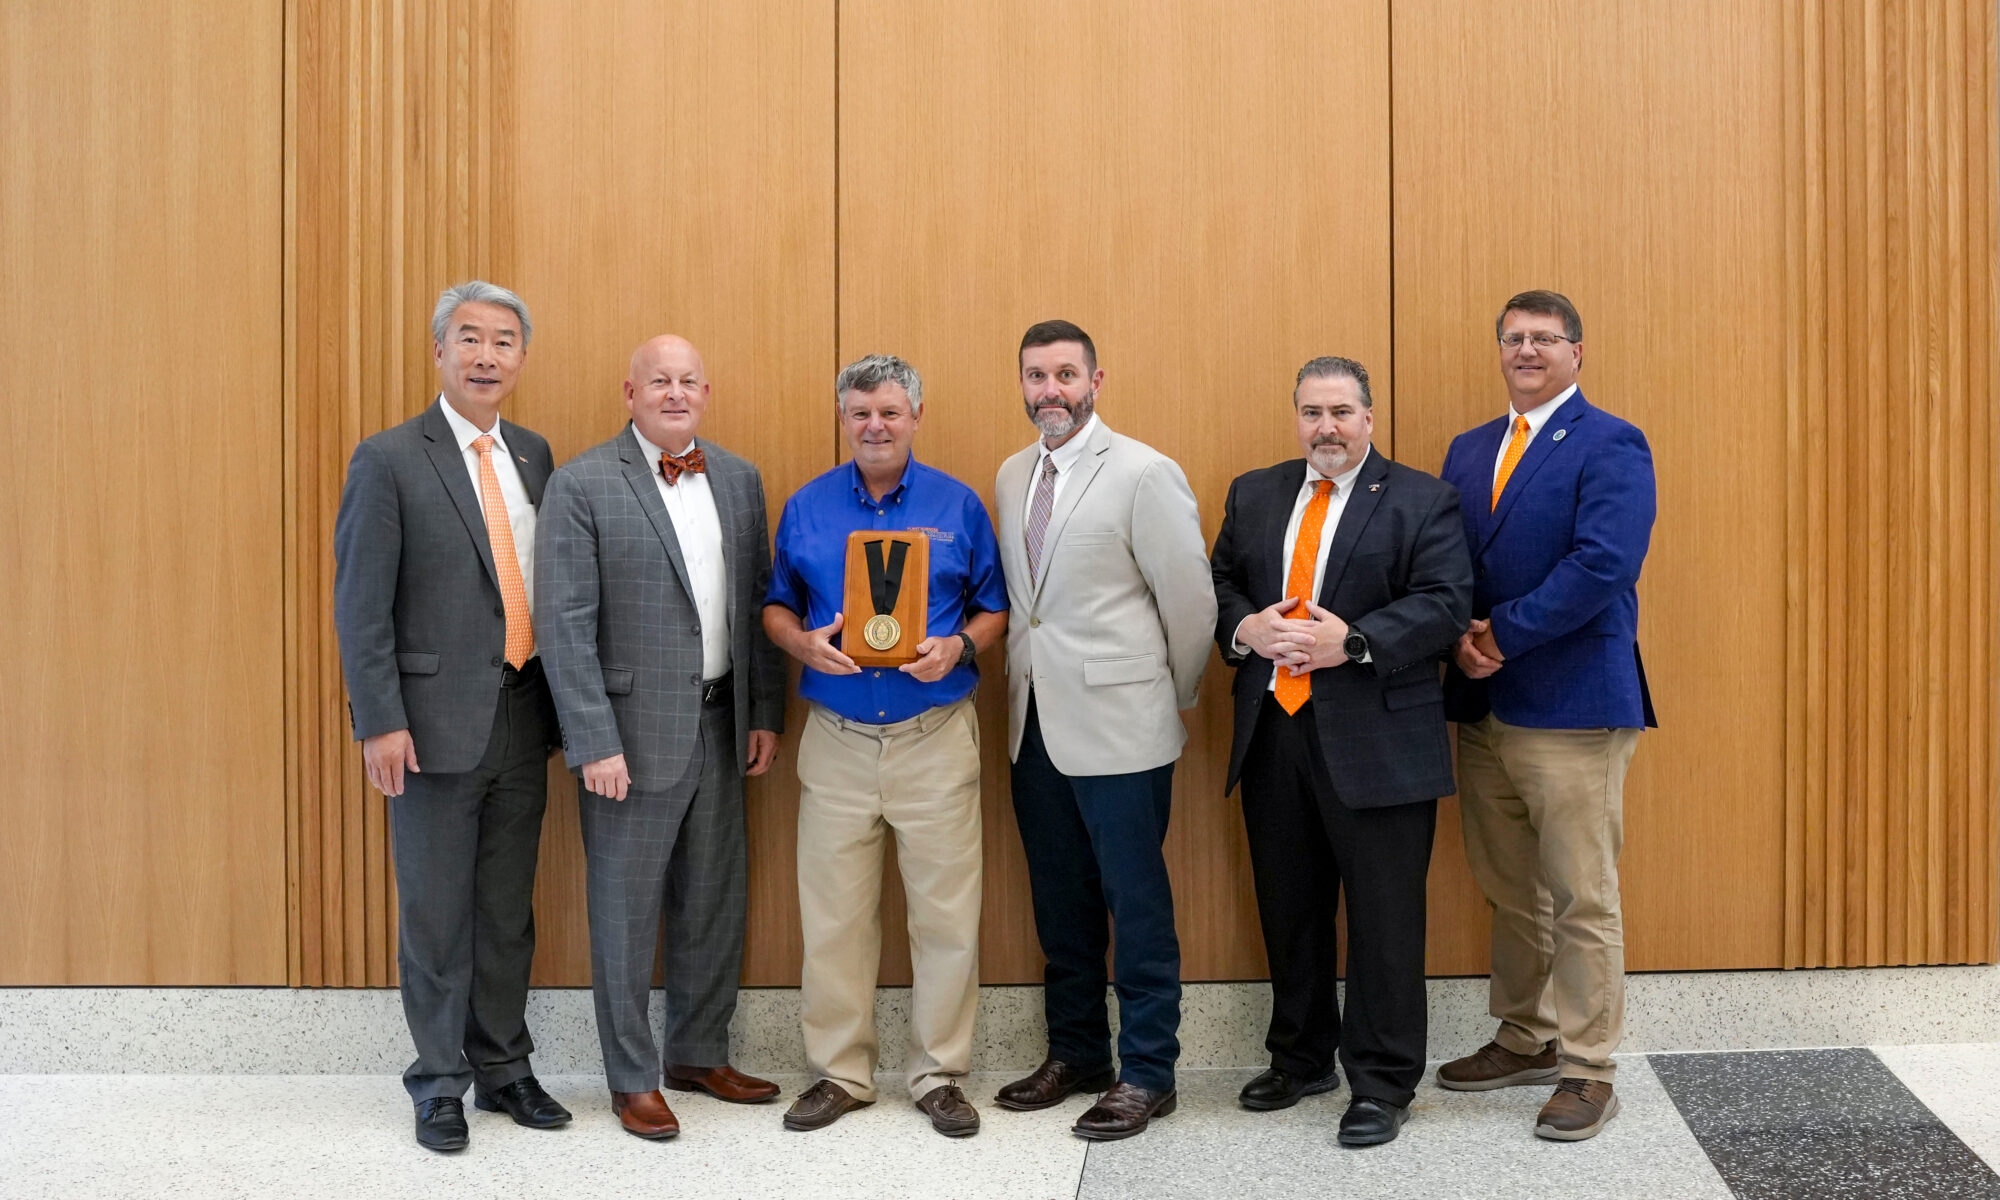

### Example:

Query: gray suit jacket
xmin=996 ymin=419 xmax=1217 ymax=775
xmin=534 ymin=426 xmax=783 ymax=792
xmin=332 ymin=403 xmax=557 ymax=774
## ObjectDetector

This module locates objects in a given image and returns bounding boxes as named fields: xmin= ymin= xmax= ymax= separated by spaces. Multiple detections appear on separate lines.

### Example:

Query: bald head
xmin=623 ymin=334 xmax=711 ymax=453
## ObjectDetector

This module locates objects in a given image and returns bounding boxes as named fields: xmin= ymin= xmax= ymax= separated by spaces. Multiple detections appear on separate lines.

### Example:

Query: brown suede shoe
xmin=1535 ymin=1078 xmax=1619 ymax=1141
xmin=1437 ymin=1040 xmax=1562 ymax=1091
xmin=611 ymin=1090 xmax=680 ymax=1140
xmin=1071 ymin=1082 xmax=1176 ymax=1141
xmin=915 ymin=1083 xmax=981 ymax=1137
xmin=994 ymin=1057 xmax=1118 ymax=1112
xmin=664 ymin=1063 xmax=781 ymax=1104
xmin=783 ymin=1079 xmax=872 ymax=1131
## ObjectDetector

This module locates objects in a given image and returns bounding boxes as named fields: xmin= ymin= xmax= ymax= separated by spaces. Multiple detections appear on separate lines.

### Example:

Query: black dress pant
xmin=387 ymin=660 xmax=555 ymax=1102
xmin=1238 ymin=692 xmax=1436 ymax=1108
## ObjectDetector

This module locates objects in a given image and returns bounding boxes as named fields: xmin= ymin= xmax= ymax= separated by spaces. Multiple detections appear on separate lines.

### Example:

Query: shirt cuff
xmin=1231 ymin=616 xmax=1252 ymax=657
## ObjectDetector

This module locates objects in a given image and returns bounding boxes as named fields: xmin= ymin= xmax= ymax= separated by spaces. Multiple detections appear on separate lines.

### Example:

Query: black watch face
xmin=1345 ymin=633 xmax=1367 ymax=658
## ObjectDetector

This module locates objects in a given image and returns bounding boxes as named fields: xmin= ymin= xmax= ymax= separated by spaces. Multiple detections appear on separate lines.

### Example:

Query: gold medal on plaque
xmin=863 ymin=613 xmax=901 ymax=651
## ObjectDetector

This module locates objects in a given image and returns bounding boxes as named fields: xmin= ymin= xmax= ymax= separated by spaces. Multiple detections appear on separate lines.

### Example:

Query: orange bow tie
xmin=660 ymin=446 xmax=706 ymax=485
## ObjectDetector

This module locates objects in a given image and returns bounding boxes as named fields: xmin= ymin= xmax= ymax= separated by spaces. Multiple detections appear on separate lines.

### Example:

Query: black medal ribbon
xmin=864 ymin=539 xmax=910 ymax=617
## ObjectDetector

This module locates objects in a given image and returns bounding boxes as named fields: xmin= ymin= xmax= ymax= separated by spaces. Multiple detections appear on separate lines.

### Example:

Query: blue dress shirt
xmin=766 ymin=456 xmax=1007 ymax=724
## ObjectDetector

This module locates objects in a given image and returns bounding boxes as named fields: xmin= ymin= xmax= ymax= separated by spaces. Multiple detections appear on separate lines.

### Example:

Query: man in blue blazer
xmin=1435 ymin=290 xmax=1656 ymax=1142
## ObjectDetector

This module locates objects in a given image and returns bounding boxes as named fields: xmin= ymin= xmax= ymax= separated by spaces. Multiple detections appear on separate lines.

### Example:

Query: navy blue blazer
xmin=1439 ymin=390 xmax=1658 ymax=730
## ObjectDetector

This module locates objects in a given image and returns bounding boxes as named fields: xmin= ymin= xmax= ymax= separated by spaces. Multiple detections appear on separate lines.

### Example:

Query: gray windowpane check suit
xmin=534 ymin=425 xmax=783 ymax=1090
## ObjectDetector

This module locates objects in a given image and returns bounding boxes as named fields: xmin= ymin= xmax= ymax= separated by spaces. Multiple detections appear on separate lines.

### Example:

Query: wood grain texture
xmin=287 ymin=0 xmax=518 ymax=985
xmin=838 ymin=0 xmax=1393 ymax=982
xmin=1390 ymin=0 xmax=1792 ymax=971
xmin=0 ymin=1 xmax=287 ymax=982
xmin=1783 ymin=0 xmax=2000 ymax=967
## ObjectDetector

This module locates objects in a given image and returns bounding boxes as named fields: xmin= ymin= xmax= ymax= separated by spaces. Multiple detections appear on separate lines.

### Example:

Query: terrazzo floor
xmin=5 ymin=1049 xmax=1998 ymax=1198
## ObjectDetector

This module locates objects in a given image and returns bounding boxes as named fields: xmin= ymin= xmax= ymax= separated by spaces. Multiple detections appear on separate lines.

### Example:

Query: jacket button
xmin=689 ymin=624 xmax=700 ymax=635
xmin=1030 ymin=616 xmax=1040 ymax=628
xmin=489 ymin=655 xmax=502 ymax=667
xmin=689 ymin=673 xmax=701 ymax=685
xmin=494 ymin=605 xmax=505 ymax=618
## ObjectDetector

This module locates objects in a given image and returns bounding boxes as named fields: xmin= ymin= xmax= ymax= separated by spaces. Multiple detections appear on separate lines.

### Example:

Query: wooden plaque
xmin=841 ymin=530 xmax=930 ymax=666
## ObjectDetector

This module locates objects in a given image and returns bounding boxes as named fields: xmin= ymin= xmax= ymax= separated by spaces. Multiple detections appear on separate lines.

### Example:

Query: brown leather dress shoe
xmin=1436 ymin=1040 xmax=1562 ymax=1091
xmin=994 ymin=1057 xmax=1118 ymax=1112
xmin=915 ymin=1083 xmax=980 ymax=1137
xmin=611 ymin=1090 xmax=680 ymax=1140
xmin=1071 ymin=1081 xmax=1176 ymax=1141
xmin=1535 ymin=1078 xmax=1619 ymax=1141
xmin=783 ymin=1079 xmax=872 ymax=1131
xmin=664 ymin=1063 xmax=781 ymax=1104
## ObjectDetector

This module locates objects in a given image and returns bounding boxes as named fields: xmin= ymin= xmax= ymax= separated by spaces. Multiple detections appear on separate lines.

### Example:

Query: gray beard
xmin=1309 ymin=444 xmax=1350 ymax=477
xmin=1032 ymin=397 xmax=1093 ymax=440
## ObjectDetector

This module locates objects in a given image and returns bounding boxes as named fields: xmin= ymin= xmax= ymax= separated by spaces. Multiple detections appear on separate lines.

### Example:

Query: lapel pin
xmin=1368 ymin=483 xmax=1381 ymax=492
xmin=1552 ymin=429 xmax=1567 ymax=442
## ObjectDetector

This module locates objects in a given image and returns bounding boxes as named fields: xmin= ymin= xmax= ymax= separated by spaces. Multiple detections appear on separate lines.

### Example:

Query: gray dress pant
xmin=387 ymin=662 xmax=555 ymax=1103
xmin=577 ymin=691 xmax=747 ymax=1092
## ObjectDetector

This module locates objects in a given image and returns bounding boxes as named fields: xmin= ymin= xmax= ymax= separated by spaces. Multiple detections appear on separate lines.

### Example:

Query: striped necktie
xmin=1025 ymin=455 xmax=1058 ymax=584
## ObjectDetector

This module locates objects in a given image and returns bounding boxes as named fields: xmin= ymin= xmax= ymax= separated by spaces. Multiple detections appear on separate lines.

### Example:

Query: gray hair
xmin=1293 ymin=355 xmax=1373 ymax=408
xmin=431 ymin=280 xmax=532 ymax=347
xmin=835 ymin=353 xmax=923 ymax=412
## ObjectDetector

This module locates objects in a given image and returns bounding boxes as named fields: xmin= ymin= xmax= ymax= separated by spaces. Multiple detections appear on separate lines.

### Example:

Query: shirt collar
xmin=1037 ymin=412 xmax=1101 ymax=474
xmin=1304 ymin=444 xmax=1371 ymax=494
xmin=846 ymin=453 xmax=918 ymax=505
xmin=1509 ymin=383 xmax=1578 ymax=436
xmin=438 ymin=394 xmax=506 ymax=453
xmin=630 ymin=423 xmax=699 ymax=468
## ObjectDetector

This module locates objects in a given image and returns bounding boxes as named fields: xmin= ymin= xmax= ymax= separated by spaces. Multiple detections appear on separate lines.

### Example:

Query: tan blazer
xmin=996 ymin=418 xmax=1217 ymax=775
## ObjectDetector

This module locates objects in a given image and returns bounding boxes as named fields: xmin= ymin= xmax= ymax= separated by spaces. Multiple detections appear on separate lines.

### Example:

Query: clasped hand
xmin=1238 ymin=598 xmax=1349 ymax=676
xmin=1454 ymin=617 xmax=1505 ymax=678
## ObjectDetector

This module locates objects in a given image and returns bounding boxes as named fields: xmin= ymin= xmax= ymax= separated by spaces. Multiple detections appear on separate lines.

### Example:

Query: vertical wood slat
xmin=1783 ymin=0 xmax=2000 ymax=968
xmin=286 ymin=0 xmax=516 ymax=985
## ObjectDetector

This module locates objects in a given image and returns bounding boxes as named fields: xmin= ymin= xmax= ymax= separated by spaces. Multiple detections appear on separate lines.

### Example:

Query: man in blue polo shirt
xmin=762 ymin=354 xmax=1008 ymax=1138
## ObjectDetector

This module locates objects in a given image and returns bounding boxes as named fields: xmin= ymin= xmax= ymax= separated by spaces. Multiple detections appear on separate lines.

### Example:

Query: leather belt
xmin=701 ymin=673 xmax=733 ymax=706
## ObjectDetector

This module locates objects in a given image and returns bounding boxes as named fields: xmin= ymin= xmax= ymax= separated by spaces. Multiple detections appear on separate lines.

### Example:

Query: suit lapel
xmin=500 ymin=418 xmax=548 ymax=506
xmin=618 ymin=426 xmax=696 ymax=602
xmin=1479 ymin=392 xmax=1589 ymax=557
xmin=1317 ymin=450 xmax=1390 ymax=605
xmin=703 ymin=440 xmax=745 ymax=605
xmin=420 ymin=404 xmax=501 ymax=591
xmin=1029 ymin=420 xmax=1111 ymax=608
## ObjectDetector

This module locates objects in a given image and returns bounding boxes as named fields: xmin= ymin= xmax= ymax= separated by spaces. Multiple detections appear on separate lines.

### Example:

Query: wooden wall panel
xmin=1391 ymin=1 xmax=1791 ymax=971
xmin=0 ymin=1 xmax=287 ymax=982
xmin=508 ymin=0 xmax=836 ymax=987
xmin=1783 ymin=0 xmax=2000 ymax=967
xmin=287 ymin=0 xmax=518 ymax=985
xmin=838 ymin=0 xmax=1393 ymax=982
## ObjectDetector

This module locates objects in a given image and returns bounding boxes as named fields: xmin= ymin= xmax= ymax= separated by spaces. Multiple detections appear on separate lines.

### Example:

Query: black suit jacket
xmin=333 ymin=402 xmax=557 ymax=774
xmin=1210 ymin=449 xmax=1473 ymax=807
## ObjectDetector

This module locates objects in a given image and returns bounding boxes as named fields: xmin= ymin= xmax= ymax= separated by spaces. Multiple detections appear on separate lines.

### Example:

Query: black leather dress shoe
xmin=415 ymin=1096 xmax=469 ymax=1151
xmin=994 ymin=1058 xmax=1117 ymax=1112
xmin=473 ymin=1075 xmax=572 ymax=1128
xmin=1337 ymin=1096 xmax=1411 ymax=1147
xmin=1239 ymin=1065 xmax=1342 ymax=1111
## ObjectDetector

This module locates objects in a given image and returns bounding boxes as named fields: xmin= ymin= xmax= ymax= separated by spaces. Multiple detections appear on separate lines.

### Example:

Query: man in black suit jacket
xmin=1210 ymin=356 xmax=1472 ymax=1147
xmin=333 ymin=281 xmax=570 ymax=1151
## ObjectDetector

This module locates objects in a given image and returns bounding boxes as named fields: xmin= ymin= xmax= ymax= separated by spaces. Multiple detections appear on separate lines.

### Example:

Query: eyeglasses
xmin=1498 ymin=332 xmax=1577 ymax=349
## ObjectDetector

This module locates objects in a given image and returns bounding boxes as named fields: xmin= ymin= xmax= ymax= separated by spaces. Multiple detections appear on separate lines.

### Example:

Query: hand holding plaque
xmin=842 ymin=530 xmax=930 ymax=666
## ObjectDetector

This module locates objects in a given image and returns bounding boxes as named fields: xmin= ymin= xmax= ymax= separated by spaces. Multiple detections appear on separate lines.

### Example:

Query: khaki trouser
xmin=1456 ymin=714 xmax=1639 ymax=1083
xmin=797 ymin=699 xmax=983 ymax=1102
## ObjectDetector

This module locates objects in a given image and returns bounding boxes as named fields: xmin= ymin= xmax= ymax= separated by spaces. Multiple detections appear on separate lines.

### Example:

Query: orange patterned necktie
xmin=1491 ymin=415 xmax=1531 ymax=511
xmin=473 ymin=434 xmax=534 ymax=668
xmin=659 ymin=446 xmax=706 ymax=485
xmin=1274 ymin=478 xmax=1335 ymax=715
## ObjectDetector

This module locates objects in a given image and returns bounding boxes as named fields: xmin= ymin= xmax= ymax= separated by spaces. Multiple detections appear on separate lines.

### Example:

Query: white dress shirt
xmin=1021 ymin=411 xmax=1103 ymax=530
xmin=1491 ymin=383 xmax=1578 ymax=485
xmin=631 ymin=424 xmax=732 ymax=681
xmin=438 ymin=395 xmax=537 ymax=622
xmin=1233 ymin=446 xmax=1372 ymax=688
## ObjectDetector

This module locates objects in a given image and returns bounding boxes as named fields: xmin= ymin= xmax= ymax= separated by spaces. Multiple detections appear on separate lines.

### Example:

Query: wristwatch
xmin=956 ymin=631 xmax=977 ymax=665
xmin=1342 ymin=629 xmax=1369 ymax=662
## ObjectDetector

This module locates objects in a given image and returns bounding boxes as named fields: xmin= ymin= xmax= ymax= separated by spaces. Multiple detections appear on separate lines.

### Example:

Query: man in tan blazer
xmin=991 ymin=319 xmax=1216 ymax=1141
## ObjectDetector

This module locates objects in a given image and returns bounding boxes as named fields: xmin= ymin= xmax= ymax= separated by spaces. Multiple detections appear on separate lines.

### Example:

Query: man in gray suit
xmin=535 ymin=334 xmax=785 ymax=1139
xmin=992 ymin=319 xmax=1217 ymax=1140
xmin=333 ymin=280 xmax=571 ymax=1151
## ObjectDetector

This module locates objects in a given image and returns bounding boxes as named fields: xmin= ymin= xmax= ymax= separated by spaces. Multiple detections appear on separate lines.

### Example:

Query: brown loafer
xmin=1437 ymin=1040 xmax=1562 ymax=1091
xmin=664 ymin=1063 xmax=781 ymax=1104
xmin=783 ymin=1078 xmax=872 ymax=1131
xmin=994 ymin=1057 xmax=1117 ymax=1112
xmin=1071 ymin=1081 xmax=1176 ymax=1141
xmin=611 ymin=1090 xmax=680 ymax=1140
xmin=1536 ymin=1078 xmax=1619 ymax=1141
xmin=915 ymin=1083 xmax=980 ymax=1138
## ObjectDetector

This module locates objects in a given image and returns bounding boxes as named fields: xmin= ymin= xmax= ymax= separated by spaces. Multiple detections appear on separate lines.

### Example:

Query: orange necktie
xmin=473 ymin=434 xmax=534 ymax=668
xmin=1275 ymin=479 xmax=1335 ymax=715
xmin=1491 ymin=415 xmax=1531 ymax=511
